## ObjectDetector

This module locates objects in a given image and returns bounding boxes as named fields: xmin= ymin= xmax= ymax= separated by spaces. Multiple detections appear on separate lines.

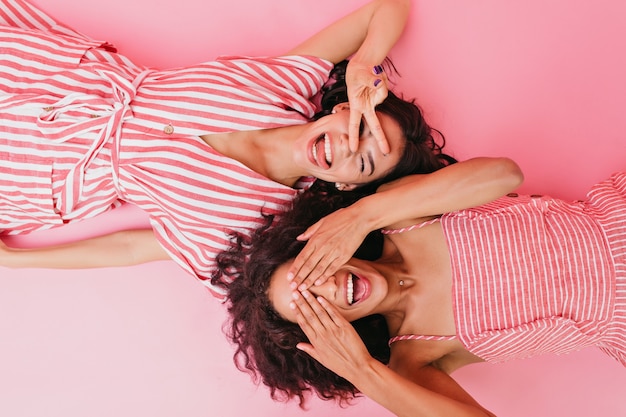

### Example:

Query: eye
xmin=360 ymin=155 xmax=365 ymax=173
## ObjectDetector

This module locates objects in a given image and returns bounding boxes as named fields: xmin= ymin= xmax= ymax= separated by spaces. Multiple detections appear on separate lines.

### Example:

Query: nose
xmin=338 ymin=133 xmax=369 ymax=162
xmin=350 ymin=131 xmax=380 ymax=154
xmin=339 ymin=132 xmax=354 ymax=154
xmin=308 ymin=275 xmax=338 ymax=301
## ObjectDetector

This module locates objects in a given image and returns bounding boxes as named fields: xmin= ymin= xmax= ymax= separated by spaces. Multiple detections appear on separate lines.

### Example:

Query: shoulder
xmin=215 ymin=55 xmax=334 ymax=75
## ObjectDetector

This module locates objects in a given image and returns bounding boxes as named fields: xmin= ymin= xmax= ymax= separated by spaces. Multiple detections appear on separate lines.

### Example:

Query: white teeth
xmin=312 ymin=139 xmax=318 ymax=162
xmin=324 ymin=134 xmax=332 ymax=165
xmin=347 ymin=274 xmax=354 ymax=305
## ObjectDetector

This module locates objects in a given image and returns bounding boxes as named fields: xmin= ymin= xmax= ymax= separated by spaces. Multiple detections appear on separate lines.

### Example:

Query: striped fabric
xmin=0 ymin=0 xmax=333 ymax=299
xmin=389 ymin=173 xmax=626 ymax=366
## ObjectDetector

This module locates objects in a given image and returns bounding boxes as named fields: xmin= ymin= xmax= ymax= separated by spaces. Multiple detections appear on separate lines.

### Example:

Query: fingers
xmin=296 ymin=221 xmax=320 ymax=242
xmin=291 ymin=291 xmax=326 ymax=339
xmin=288 ymin=242 xmax=343 ymax=290
xmin=294 ymin=342 xmax=317 ymax=360
xmin=291 ymin=293 xmax=341 ymax=365
xmin=288 ymin=243 xmax=323 ymax=289
xmin=348 ymin=108 xmax=362 ymax=153
xmin=351 ymin=107 xmax=390 ymax=154
xmin=287 ymin=235 xmax=319 ymax=282
xmin=303 ymin=290 xmax=334 ymax=321
xmin=287 ymin=242 xmax=314 ymax=284
xmin=291 ymin=253 xmax=344 ymax=291
xmin=288 ymin=222 xmax=322 ymax=282
xmin=362 ymin=109 xmax=390 ymax=155
xmin=346 ymin=64 xmax=390 ymax=154
xmin=316 ymin=296 xmax=345 ymax=326
xmin=369 ymin=64 xmax=390 ymax=154
xmin=292 ymin=290 xmax=334 ymax=332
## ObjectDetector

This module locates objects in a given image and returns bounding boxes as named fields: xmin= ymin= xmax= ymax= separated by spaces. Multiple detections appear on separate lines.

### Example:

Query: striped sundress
xmin=389 ymin=173 xmax=626 ymax=366
xmin=0 ymin=0 xmax=333 ymax=299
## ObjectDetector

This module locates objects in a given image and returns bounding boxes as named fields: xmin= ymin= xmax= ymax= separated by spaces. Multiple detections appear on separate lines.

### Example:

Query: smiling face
xmin=292 ymin=106 xmax=404 ymax=188
xmin=268 ymin=258 xmax=389 ymax=323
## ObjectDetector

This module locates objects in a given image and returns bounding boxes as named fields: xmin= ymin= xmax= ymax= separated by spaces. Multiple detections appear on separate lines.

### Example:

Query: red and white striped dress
xmin=389 ymin=173 xmax=626 ymax=366
xmin=0 ymin=0 xmax=333 ymax=298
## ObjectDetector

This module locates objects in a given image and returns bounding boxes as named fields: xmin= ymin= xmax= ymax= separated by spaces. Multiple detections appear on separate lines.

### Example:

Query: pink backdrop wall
xmin=1 ymin=1 xmax=625 ymax=416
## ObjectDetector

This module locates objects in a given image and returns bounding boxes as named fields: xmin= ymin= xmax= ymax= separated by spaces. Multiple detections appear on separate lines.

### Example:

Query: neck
xmin=256 ymin=125 xmax=309 ymax=186
xmin=377 ymin=260 xmax=414 ymax=319
xmin=202 ymin=125 xmax=308 ymax=187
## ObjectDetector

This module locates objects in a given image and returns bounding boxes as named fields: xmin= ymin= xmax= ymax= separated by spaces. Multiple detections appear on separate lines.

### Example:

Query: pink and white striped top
xmin=389 ymin=174 xmax=626 ymax=366
xmin=0 ymin=0 xmax=333 ymax=299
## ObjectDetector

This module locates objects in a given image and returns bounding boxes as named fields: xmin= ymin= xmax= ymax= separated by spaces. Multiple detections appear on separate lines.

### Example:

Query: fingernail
xmin=302 ymin=290 xmax=311 ymax=299
xmin=314 ymin=279 xmax=322 ymax=286
xmin=291 ymin=291 xmax=300 ymax=300
xmin=289 ymin=302 xmax=296 ymax=310
xmin=290 ymin=281 xmax=298 ymax=289
xmin=287 ymin=272 xmax=294 ymax=281
xmin=374 ymin=79 xmax=382 ymax=87
xmin=298 ymin=284 xmax=307 ymax=292
xmin=373 ymin=65 xmax=384 ymax=75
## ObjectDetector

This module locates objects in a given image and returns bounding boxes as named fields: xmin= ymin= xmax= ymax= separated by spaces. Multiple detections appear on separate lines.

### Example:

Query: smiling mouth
xmin=347 ymin=273 xmax=366 ymax=305
xmin=312 ymin=133 xmax=333 ymax=168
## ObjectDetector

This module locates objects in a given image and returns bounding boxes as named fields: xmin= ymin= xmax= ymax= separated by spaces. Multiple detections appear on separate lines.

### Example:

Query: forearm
xmin=287 ymin=0 xmax=410 ymax=64
xmin=0 ymin=229 xmax=169 ymax=269
xmin=352 ymin=157 xmax=523 ymax=231
xmin=352 ymin=359 xmax=495 ymax=417
xmin=351 ymin=0 xmax=411 ymax=66
xmin=294 ymin=291 xmax=496 ymax=416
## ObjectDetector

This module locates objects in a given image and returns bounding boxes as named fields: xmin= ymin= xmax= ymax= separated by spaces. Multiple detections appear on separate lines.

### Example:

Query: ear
xmin=335 ymin=182 xmax=357 ymax=192
xmin=331 ymin=103 xmax=350 ymax=114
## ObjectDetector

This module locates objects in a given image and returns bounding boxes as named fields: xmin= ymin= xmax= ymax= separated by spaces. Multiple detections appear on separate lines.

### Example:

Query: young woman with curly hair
xmin=215 ymin=160 xmax=626 ymax=416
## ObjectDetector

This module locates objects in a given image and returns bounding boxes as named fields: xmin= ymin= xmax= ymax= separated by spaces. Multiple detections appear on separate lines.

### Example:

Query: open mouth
xmin=346 ymin=273 xmax=367 ymax=305
xmin=311 ymin=133 xmax=333 ymax=168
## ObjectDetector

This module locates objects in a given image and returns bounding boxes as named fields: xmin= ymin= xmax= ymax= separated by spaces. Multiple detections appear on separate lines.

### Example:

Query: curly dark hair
xmin=213 ymin=186 xmax=390 ymax=406
xmin=211 ymin=59 xmax=457 ymax=407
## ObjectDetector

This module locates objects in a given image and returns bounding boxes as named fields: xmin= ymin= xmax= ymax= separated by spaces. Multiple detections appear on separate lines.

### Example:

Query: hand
xmin=292 ymin=290 xmax=372 ymax=380
xmin=287 ymin=207 xmax=370 ymax=291
xmin=345 ymin=60 xmax=390 ymax=154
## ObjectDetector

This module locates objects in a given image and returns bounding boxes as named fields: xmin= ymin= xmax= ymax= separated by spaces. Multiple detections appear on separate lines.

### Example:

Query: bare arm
xmin=293 ymin=291 xmax=497 ymax=417
xmin=0 ymin=229 xmax=170 ymax=269
xmin=355 ymin=356 xmax=497 ymax=417
xmin=289 ymin=157 xmax=523 ymax=287
xmin=288 ymin=0 xmax=411 ymax=153
xmin=287 ymin=0 xmax=409 ymax=65
xmin=357 ymin=156 xmax=524 ymax=231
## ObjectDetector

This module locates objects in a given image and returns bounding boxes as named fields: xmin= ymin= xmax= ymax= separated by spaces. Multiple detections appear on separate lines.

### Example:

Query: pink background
xmin=1 ymin=0 xmax=625 ymax=416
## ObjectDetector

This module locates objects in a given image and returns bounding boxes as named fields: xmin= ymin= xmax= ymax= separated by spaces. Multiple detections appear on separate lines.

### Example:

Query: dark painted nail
xmin=373 ymin=65 xmax=384 ymax=75
xmin=374 ymin=78 xmax=382 ymax=87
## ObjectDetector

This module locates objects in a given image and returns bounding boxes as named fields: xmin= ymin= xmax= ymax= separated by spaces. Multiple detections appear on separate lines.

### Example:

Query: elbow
xmin=113 ymin=229 xmax=165 ymax=266
xmin=495 ymin=157 xmax=524 ymax=192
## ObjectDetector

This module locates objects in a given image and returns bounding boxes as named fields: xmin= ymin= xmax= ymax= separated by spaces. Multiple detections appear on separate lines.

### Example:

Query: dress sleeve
xmin=1 ymin=0 xmax=116 ymax=53
xmin=213 ymin=55 xmax=334 ymax=119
